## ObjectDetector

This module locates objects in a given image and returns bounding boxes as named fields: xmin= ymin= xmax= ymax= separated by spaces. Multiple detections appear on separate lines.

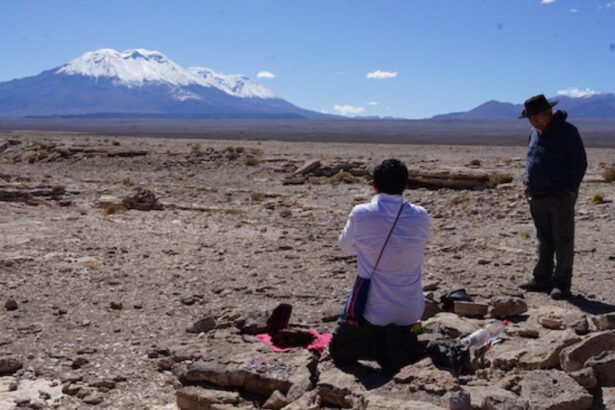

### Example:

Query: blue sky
xmin=1 ymin=0 xmax=614 ymax=118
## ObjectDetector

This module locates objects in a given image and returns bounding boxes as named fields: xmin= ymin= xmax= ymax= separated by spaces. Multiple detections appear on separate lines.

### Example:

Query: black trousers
xmin=329 ymin=320 xmax=418 ymax=373
xmin=528 ymin=191 xmax=577 ymax=290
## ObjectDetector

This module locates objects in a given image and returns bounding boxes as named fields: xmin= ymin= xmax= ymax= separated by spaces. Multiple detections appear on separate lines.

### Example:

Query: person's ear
xmin=372 ymin=183 xmax=379 ymax=193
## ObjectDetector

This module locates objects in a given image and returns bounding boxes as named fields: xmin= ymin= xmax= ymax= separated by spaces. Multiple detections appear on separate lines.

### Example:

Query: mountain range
xmin=0 ymin=48 xmax=327 ymax=119
xmin=433 ymin=93 xmax=615 ymax=120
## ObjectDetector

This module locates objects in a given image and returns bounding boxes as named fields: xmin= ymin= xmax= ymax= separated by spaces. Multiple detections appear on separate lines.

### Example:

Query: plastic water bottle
xmin=461 ymin=320 xmax=508 ymax=348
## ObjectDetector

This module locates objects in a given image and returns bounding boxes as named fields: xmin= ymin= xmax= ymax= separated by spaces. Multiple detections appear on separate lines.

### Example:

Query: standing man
xmin=519 ymin=94 xmax=587 ymax=300
xmin=329 ymin=159 xmax=430 ymax=373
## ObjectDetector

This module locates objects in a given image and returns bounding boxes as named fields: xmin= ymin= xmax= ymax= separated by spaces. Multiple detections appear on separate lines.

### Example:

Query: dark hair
xmin=373 ymin=159 xmax=408 ymax=195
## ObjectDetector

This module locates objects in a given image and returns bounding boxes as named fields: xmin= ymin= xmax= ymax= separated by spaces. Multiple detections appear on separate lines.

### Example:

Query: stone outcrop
xmin=559 ymin=330 xmax=615 ymax=372
xmin=520 ymin=370 xmax=592 ymax=410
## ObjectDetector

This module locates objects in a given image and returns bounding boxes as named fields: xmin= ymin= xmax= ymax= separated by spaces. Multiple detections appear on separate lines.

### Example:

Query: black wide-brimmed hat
xmin=519 ymin=94 xmax=558 ymax=119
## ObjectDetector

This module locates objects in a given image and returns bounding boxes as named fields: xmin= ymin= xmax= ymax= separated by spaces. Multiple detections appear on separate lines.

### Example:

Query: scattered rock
xmin=71 ymin=357 xmax=89 ymax=369
xmin=82 ymin=391 xmax=105 ymax=405
xmin=505 ymin=323 xmax=540 ymax=339
xmin=110 ymin=301 xmax=123 ymax=310
xmin=592 ymin=313 xmax=615 ymax=331
xmin=263 ymin=390 xmax=289 ymax=410
xmin=422 ymin=313 xmax=480 ymax=338
xmin=91 ymin=378 xmax=117 ymax=390
xmin=316 ymin=363 xmax=367 ymax=408
xmin=484 ymin=394 xmax=529 ymax=410
xmin=62 ymin=383 xmax=82 ymax=396
xmin=518 ymin=329 xmax=581 ymax=370
xmin=422 ymin=299 xmax=441 ymax=321
xmin=293 ymin=160 xmax=321 ymax=176
xmin=440 ymin=389 xmax=471 ymax=410
xmin=559 ymin=330 xmax=615 ymax=372
xmin=520 ymin=369 xmax=592 ymax=410
xmin=281 ymin=390 xmax=321 ymax=410
xmin=569 ymin=367 xmax=597 ymax=390
xmin=599 ymin=387 xmax=615 ymax=409
xmin=365 ymin=395 xmax=447 ymax=409
xmin=235 ymin=309 xmax=270 ymax=335
xmin=176 ymin=348 xmax=316 ymax=399
xmin=486 ymin=329 xmax=580 ymax=371
xmin=454 ymin=301 xmax=489 ymax=318
xmin=394 ymin=358 xmax=459 ymax=395
xmin=464 ymin=386 xmax=525 ymax=410
xmin=585 ymin=351 xmax=615 ymax=387
xmin=534 ymin=306 xmax=589 ymax=335
xmin=4 ymin=298 xmax=18 ymax=311
xmin=122 ymin=187 xmax=163 ymax=211
xmin=96 ymin=195 xmax=124 ymax=208
xmin=176 ymin=386 xmax=242 ymax=410
xmin=489 ymin=297 xmax=527 ymax=318
xmin=423 ymin=278 xmax=441 ymax=292
xmin=186 ymin=317 xmax=216 ymax=334
xmin=0 ymin=357 xmax=23 ymax=374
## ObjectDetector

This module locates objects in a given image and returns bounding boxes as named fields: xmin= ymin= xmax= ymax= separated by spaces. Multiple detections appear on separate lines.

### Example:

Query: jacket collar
xmin=372 ymin=193 xmax=404 ymax=203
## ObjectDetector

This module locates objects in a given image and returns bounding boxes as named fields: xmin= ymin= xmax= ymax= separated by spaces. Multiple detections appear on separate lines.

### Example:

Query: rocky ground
xmin=1 ymin=131 xmax=614 ymax=410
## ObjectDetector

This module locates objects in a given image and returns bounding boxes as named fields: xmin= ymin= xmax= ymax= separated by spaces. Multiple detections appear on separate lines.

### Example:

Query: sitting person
xmin=329 ymin=159 xmax=431 ymax=373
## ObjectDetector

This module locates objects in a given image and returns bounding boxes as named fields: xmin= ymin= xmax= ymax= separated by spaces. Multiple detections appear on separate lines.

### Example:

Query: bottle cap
xmin=502 ymin=320 xmax=509 ymax=326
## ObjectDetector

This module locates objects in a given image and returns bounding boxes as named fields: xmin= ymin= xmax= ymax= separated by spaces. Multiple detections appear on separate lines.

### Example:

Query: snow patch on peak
xmin=55 ymin=48 xmax=276 ymax=99
xmin=556 ymin=87 xmax=601 ymax=98
xmin=189 ymin=67 xmax=276 ymax=99
xmin=57 ymin=48 xmax=198 ymax=87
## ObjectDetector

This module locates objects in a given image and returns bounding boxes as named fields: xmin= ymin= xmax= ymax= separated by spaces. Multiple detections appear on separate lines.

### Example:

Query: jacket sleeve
xmin=565 ymin=126 xmax=587 ymax=192
xmin=338 ymin=211 xmax=358 ymax=255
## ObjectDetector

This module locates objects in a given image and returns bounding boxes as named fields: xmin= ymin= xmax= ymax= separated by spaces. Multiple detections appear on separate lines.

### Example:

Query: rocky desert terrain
xmin=1 ymin=130 xmax=615 ymax=409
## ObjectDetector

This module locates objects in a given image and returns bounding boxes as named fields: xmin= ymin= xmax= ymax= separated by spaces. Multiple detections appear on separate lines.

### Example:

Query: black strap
xmin=369 ymin=201 xmax=405 ymax=279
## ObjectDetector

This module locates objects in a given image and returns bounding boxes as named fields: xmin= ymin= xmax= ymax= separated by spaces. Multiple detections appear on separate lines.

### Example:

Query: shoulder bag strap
xmin=369 ymin=201 xmax=405 ymax=279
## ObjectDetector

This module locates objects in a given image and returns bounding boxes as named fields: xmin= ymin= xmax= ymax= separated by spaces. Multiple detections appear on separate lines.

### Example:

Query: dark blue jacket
xmin=524 ymin=111 xmax=587 ymax=197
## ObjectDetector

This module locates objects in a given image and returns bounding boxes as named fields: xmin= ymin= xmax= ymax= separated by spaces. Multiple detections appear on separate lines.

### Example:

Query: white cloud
xmin=607 ymin=1 xmax=615 ymax=7
xmin=366 ymin=70 xmax=397 ymax=79
xmin=569 ymin=8 xmax=579 ymax=12
xmin=256 ymin=70 xmax=276 ymax=79
xmin=367 ymin=101 xmax=379 ymax=106
xmin=556 ymin=87 xmax=600 ymax=98
xmin=334 ymin=104 xmax=365 ymax=116
xmin=541 ymin=0 xmax=556 ymax=4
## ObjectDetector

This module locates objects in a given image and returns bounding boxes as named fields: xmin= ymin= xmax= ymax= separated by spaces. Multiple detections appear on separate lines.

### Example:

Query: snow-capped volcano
xmin=55 ymin=48 xmax=276 ymax=98
xmin=188 ymin=67 xmax=275 ymax=99
xmin=0 ymin=48 xmax=325 ymax=119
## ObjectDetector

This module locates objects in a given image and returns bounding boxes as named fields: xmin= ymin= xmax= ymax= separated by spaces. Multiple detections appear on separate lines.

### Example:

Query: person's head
xmin=528 ymin=109 xmax=553 ymax=131
xmin=372 ymin=159 xmax=408 ymax=195
xmin=519 ymin=94 xmax=558 ymax=131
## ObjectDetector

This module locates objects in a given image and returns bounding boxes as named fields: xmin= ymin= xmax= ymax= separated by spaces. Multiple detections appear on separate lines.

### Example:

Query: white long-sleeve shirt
xmin=339 ymin=193 xmax=430 ymax=326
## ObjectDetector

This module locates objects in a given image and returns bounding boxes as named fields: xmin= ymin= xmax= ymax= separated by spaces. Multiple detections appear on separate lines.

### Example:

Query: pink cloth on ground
xmin=256 ymin=329 xmax=332 ymax=353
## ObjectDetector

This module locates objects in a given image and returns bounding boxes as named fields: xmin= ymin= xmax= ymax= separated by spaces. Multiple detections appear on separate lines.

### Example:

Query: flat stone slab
xmin=520 ymin=370 xmax=593 ymax=410
xmin=173 ymin=340 xmax=317 ymax=399
xmin=464 ymin=385 xmax=526 ymax=409
xmin=454 ymin=301 xmax=489 ymax=318
xmin=487 ymin=329 xmax=580 ymax=371
xmin=586 ymin=351 xmax=615 ymax=387
xmin=365 ymin=395 xmax=446 ymax=409
xmin=422 ymin=313 xmax=481 ymax=338
xmin=559 ymin=330 xmax=615 ymax=372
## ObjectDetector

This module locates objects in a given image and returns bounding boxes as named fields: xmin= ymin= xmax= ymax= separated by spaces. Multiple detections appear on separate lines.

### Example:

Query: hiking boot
xmin=519 ymin=279 xmax=552 ymax=293
xmin=550 ymin=287 xmax=572 ymax=300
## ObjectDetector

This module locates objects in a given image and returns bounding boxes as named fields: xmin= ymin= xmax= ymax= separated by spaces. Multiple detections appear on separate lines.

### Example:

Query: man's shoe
xmin=550 ymin=287 xmax=572 ymax=300
xmin=519 ymin=279 xmax=551 ymax=293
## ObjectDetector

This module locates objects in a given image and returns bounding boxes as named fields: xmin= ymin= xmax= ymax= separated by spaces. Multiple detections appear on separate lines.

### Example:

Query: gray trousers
xmin=528 ymin=191 xmax=577 ymax=290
